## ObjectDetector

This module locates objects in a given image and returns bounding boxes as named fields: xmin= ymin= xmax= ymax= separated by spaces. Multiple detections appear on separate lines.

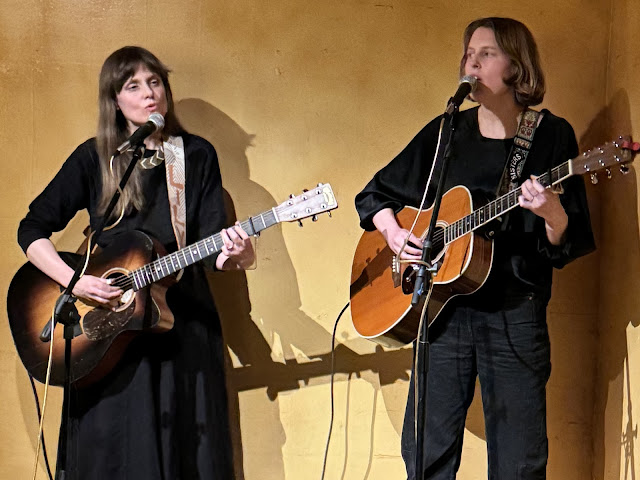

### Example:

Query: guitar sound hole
xmin=102 ymin=269 xmax=134 ymax=311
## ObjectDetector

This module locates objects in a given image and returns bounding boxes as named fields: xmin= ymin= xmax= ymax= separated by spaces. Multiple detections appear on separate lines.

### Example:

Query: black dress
xmin=18 ymin=134 xmax=234 ymax=479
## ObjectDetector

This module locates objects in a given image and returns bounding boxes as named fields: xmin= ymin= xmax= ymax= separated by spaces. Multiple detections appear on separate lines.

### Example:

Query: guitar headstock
xmin=276 ymin=183 xmax=338 ymax=225
xmin=572 ymin=136 xmax=639 ymax=184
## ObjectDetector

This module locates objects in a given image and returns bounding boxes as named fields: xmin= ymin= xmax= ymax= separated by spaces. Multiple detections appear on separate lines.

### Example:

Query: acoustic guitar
xmin=350 ymin=139 xmax=637 ymax=348
xmin=8 ymin=183 xmax=337 ymax=386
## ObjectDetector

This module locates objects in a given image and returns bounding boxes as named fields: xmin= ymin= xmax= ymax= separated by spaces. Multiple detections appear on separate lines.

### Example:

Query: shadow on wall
xmin=175 ymin=99 xmax=413 ymax=478
xmin=580 ymin=88 xmax=639 ymax=480
xmin=453 ymin=93 xmax=640 ymax=453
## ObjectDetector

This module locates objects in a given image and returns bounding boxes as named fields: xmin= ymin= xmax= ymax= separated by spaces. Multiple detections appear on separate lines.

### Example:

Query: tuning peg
xmin=298 ymin=220 xmax=303 ymax=227
xmin=621 ymin=165 xmax=630 ymax=175
xmin=302 ymin=189 xmax=308 ymax=193
xmin=606 ymin=168 xmax=612 ymax=179
xmin=289 ymin=194 xmax=295 ymax=199
xmin=312 ymin=215 xmax=318 ymax=222
xmin=590 ymin=172 xmax=598 ymax=184
xmin=317 ymin=182 xmax=323 ymax=187
xmin=328 ymin=212 xmax=332 ymax=218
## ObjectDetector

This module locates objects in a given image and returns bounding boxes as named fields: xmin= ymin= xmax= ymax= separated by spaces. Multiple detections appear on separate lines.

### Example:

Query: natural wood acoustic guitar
xmin=350 ymin=139 xmax=637 ymax=348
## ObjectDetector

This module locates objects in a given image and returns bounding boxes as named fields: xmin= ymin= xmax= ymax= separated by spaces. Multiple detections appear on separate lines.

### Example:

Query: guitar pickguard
xmin=83 ymin=303 xmax=136 ymax=341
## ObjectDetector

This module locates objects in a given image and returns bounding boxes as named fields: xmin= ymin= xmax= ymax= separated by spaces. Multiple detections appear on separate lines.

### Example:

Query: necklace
xmin=139 ymin=146 xmax=165 ymax=169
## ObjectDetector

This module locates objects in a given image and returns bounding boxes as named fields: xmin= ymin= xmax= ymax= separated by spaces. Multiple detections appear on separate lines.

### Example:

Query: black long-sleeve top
xmin=16 ymin=134 xmax=234 ymax=478
xmin=355 ymin=107 xmax=596 ymax=306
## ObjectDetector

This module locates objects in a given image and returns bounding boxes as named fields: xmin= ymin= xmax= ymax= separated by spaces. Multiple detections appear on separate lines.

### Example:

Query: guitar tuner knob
xmin=317 ymin=183 xmax=323 ymax=187
xmin=590 ymin=172 xmax=598 ymax=184
xmin=312 ymin=215 xmax=318 ymax=222
xmin=620 ymin=165 xmax=630 ymax=175
xmin=298 ymin=220 xmax=304 ymax=227
xmin=327 ymin=212 xmax=332 ymax=218
xmin=289 ymin=194 xmax=295 ymax=199
xmin=606 ymin=168 xmax=612 ymax=179
xmin=302 ymin=189 xmax=308 ymax=193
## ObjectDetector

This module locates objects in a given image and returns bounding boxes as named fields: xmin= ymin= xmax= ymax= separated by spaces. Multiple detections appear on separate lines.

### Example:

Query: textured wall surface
xmin=0 ymin=0 xmax=625 ymax=479
xmin=592 ymin=0 xmax=640 ymax=478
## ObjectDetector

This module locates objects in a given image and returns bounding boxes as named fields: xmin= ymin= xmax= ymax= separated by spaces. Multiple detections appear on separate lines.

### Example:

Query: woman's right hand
xmin=384 ymin=226 xmax=424 ymax=261
xmin=26 ymin=239 xmax=123 ymax=310
xmin=372 ymin=208 xmax=423 ymax=261
xmin=72 ymin=275 xmax=123 ymax=309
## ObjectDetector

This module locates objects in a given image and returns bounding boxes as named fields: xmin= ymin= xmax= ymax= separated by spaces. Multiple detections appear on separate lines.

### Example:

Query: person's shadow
xmin=580 ymin=88 xmax=640 ymax=480
xmin=176 ymin=99 xmax=413 ymax=478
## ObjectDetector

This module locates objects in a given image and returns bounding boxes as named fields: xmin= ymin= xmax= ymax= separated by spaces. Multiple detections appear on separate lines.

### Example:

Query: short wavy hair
xmin=460 ymin=17 xmax=545 ymax=106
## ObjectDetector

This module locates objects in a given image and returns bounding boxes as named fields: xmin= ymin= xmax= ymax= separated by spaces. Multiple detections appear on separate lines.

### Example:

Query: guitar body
xmin=350 ymin=185 xmax=494 ymax=348
xmin=7 ymin=231 xmax=175 ymax=387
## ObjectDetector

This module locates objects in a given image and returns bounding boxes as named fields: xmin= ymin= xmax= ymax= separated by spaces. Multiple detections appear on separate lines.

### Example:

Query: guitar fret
xmin=133 ymin=269 xmax=142 ymax=290
xmin=151 ymin=263 xmax=159 ymax=282
xmin=200 ymin=241 xmax=207 ymax=256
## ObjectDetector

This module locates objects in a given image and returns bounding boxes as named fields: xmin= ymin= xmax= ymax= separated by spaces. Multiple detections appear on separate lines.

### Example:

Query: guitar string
xmin=102 ymin=194 xmax=320 ymax=291
xmin=396 ymin=168 xmax=562 ymax=268
xmin=103 ymin=209 xmax=279 ymax=291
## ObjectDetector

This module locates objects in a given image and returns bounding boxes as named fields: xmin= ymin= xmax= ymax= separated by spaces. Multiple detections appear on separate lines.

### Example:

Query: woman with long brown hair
xmin=18 ymin=46 xmax=253 ymax=478
xmin=355 ymin=18 xmax=595 ymax=479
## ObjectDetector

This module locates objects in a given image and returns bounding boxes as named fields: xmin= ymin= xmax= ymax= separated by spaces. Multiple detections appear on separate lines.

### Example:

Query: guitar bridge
xmin=392 ymin=255 xmax=401 ymax=288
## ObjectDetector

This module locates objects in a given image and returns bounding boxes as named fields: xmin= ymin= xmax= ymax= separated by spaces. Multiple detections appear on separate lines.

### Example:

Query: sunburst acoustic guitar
xmin=8 ymin=183 xmax=337 ymax=386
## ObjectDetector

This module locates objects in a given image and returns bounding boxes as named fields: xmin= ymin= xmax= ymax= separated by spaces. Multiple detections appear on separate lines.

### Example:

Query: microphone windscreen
xmin=460 ymin=75 xmax=477 ymax=93
xmin=148 ymin=112 xmax=165 ymax=130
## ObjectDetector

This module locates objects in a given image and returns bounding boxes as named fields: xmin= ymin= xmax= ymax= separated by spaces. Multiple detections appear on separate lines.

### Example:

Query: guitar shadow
xmin=581 ymin=88 xmax=640 ymax=480
xmin=175 ymin=99 xmax=412 ymax=478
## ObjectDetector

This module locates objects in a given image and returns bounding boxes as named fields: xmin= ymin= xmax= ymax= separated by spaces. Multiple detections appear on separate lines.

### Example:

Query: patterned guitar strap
xmin=497 ymin=108 xmax=544 ymax=196
xmin=492 ymin=109 xmax=544 ymax=233
xmin=163 ymin=136 xmax=187 ymax=280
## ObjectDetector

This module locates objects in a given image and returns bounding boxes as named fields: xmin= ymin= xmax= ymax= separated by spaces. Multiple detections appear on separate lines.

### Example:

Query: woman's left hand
xmin=216 ymin=223 xmax=256 ymax=270
xmin=518 ymin=175 xmax=568 ymax=245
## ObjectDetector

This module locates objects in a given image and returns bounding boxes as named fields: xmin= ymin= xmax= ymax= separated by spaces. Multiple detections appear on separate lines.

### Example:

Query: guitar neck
xmin=444 ymin=160 xmax=572 ymax=244
xmin=128 ymin=208 xmax=280 ymax=291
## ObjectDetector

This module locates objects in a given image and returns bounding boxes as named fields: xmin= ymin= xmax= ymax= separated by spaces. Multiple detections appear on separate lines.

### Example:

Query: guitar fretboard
xmin=127 ymin=209 xmax=280 ymax=291
xmin=443 ymin=161 xmax=572 ymax=245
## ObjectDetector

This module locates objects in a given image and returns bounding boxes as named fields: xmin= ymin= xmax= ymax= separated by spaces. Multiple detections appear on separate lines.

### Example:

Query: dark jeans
xmin=401 ymin=295 xmax=551 ymax=480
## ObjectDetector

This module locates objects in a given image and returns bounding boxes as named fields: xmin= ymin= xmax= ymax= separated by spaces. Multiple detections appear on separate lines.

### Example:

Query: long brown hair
xmin=96 ymin=46 xmax=185 ymax=216
xmin=460 ymin=17 xmax=546 ymax=106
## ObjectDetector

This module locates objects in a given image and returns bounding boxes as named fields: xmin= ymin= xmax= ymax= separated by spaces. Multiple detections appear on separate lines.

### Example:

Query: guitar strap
xmin=163 ymin=136 xmax=187 ymax=250
xmin=163 ymin=136 xmax=187 ymax=280
xmin=496 ymin=108 xmax=544 ymax=196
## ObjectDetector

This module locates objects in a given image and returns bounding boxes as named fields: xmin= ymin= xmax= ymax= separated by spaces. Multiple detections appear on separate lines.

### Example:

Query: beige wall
xmin=0 ymin=0 xmax=635 ymax=479
xmin=593 ymin=0 xmax=640 ymax=478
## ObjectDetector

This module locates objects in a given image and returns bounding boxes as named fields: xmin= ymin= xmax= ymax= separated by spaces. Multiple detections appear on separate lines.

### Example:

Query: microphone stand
xmin=48 ymin=144 xmax=145 ymax=480
xmin=411 ymin=102 xmax=459 ymax=479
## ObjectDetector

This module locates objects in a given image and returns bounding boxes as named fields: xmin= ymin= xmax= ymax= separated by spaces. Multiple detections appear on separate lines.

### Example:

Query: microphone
xmin=114 ymin=113 xmax=165 ymax=156
xmin=445 ymin=75 xmax=477 ymax=114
